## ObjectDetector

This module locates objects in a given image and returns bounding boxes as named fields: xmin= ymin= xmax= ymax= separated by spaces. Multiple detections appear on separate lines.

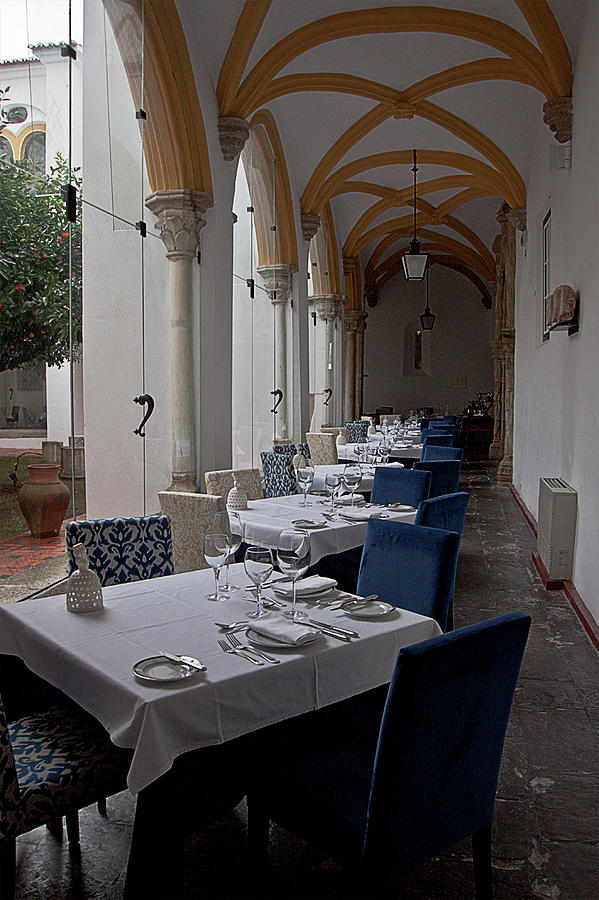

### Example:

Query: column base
xmin=166 ymin=472 xmax=198 ymax=493
xmin=497 ymin=455 xmax=513 ymax=482
xmin=488 ymin=440 xmax=503 ymax=460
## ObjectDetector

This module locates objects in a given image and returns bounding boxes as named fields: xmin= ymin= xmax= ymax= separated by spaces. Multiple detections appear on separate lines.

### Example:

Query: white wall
xmin=363 ymin=267 xmax=494 ymax=416
xmin=513 ymin=1 xmax=599 ymax=626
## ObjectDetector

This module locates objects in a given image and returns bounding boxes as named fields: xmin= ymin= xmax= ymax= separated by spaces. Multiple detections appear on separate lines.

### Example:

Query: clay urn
xmin=17 ymin=464 xmax=70 ymax=538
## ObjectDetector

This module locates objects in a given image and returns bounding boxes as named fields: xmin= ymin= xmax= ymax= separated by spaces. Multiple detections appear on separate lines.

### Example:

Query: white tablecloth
xmin=310 ymin=462 xmax=405 ymax=492
xmin=338 ymin=442 xmax=423 ymax=461
xmin=233 ymin=493 xmax=416 ymax=563
xmin=0 ymin=567 xmax=441 ymax=793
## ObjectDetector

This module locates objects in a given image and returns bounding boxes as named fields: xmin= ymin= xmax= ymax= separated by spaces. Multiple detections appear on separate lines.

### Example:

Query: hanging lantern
xmin=402 ymin=149 xmax=428 ymax=281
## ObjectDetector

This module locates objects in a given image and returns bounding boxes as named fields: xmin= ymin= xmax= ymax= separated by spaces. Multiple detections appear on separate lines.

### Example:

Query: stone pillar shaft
xmin=257 ymin=264 xmax=297 ymax=442
xmin=343 ymin=330 xmax=356 ymax=422
xmin=355 ymin=328 xmax=365 ymax=419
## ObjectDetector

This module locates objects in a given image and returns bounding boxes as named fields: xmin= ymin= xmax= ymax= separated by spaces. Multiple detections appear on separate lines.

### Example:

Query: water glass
xmin=325 ymin=472 xmax=340 ymax=517
xmin=277 ymin=530 xmax=311 ymax=621
xmin=244 ymin=546 xmax=274 ymax=619
xmin=342 ymin=464 xmax=362 ymax=506
xmin=204 ymin=533 xmax=229 ymax=601
xmin=296 ymin=465 xmax=314 ymax=507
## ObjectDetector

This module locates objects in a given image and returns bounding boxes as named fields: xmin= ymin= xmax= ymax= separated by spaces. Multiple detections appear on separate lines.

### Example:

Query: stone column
xmin=343 ymin=318 xmax=357 ymax=423
xmin=353 ymin=313 xmax=368 ymax=420
xmin=145 ymin=189 xmax=212 ymax=491
xmin=311 ymin=294 xmax=344 ymax=428
xmin=496 ymin=203 xmax=516 ymax=482
xmin=488 ymin=233 xmax=505 ymax=460
xmin=257 ymin=263 xmax=297 ymax=441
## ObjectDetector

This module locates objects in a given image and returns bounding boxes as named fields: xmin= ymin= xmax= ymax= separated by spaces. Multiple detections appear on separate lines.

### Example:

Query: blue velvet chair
xmin=247 ymin=611 xmax=532 ymax=900
xmin=422 ymin=433 xmax=454 ymax=448
xmin=260 ymin=450 xmax=297 ymax=498
xmin=65 ymin=515 xmax=174 ymax=587
xmin=415 ymin=491 xmax=469 ymax=537
xmin=413 ymin=460 xmax=462 ymax=498
xmin=443 ymin=415 xmax=457 ymax=424
xmin=421 ymin=444 xmax=464 ymax=462
xmin=357 ymin=518 xmax=459 ymax=630
xmin=345 ymin=421 xmax=369 ymax=443
xmin=370 ymin=467 xmax=431 ymax=508
xmin=428 ymin=423 xmax=455 ymax=433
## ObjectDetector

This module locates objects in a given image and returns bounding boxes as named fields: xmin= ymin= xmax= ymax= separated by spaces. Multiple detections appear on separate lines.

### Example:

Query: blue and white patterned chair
xmin=345 ymin=421 xmax=369 ymax=443
xmin=65 ymin=515 xmax=174 ymax=587
xmin=260 ymin=451 xmax=297 ymax=498
xmin=273 ymin=442 xmax=311 ymax=461
xmin=0 ymin=692 xmax=131 ymax=896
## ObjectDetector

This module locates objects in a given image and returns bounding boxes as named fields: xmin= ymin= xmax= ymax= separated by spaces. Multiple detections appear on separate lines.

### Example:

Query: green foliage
xmin=0 ymin=149 xmax=82 ymax=374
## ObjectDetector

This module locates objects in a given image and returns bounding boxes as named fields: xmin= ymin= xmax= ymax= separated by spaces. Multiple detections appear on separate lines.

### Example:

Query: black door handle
xmin=270 ymin=389 xmax=283 ymax=414
xmin=133 ymin=394 xmax=155 ymax=437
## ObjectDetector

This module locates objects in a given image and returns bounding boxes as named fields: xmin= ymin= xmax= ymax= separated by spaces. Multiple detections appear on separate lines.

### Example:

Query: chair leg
xmin=97 ymin=797 xmax=107 ymax=817
xmin=45 ymin=816 xmax=63 ymax=840
xmin=247 ymin=792 xmax=270 ymax=879
xmin=66 ymin=812 xmax=80 ymax=846
xmin=472 ymin=826 xmax=493 ymax=900
xmin=0 ymin=836 xmax=16 ymax=900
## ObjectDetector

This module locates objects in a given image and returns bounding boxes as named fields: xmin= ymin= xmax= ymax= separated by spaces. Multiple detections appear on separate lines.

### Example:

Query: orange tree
xmin=0 ymin=152 xmax=82 ymax=374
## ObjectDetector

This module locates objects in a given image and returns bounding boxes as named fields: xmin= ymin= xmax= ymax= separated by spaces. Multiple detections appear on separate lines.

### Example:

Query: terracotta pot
xmin=17 ymin=464 xmax=71 ymax=538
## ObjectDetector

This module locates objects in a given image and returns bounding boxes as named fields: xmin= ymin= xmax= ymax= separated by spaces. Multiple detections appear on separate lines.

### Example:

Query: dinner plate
xmin=246 ymin=628 xmax=320 ymax=649
xmin=132 ymin=656 xmax=198 ymax=683
xmin=341 ymin=600 xmax=396 ymax=618
xmin=385 ymin=503 xmax=416 ymax=511
xmin=271 ymin=584 xmax=337 ymax=600
xmin=290 ymin=519 xmax=329 ymax=529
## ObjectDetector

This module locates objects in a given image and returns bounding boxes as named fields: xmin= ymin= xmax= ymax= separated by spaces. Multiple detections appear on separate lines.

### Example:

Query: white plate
xmin=341 ymin=600 xmax=396 ymax=618
xmin=246 ymin=627 xmax=320 ymax=649
xmin=271 ymin=584 xmax=337 ymax=600
xmin=132 ymin=656 xmax=198 ymax=683
xmin=290 ymin=519 xmax=329 ymax=529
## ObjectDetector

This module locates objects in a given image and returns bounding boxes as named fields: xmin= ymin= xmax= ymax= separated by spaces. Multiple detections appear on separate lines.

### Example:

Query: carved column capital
xmin=507 ymin=208 xmax=527 ymax=232
xmin=301 ymin=213 xmax=321 ymax=242
xmin=363 ymin=282 xmax=378 ymax=307
xmin=345 ymin=310 xmax=368 ymax=333
xmin=145 ymin=190 xmax=213 ymax=260
xmin=218 ymin=116 xmax=250 ymax=161
xmin=496 ymin=201 xmax=511 ymax=226
xmin=311 ymin=293 xmax=343 ymax=321
xmin=257 ymin=263 xmax=298 ymax=302
xmin=543 ymin=96 xmax=572 ymax=144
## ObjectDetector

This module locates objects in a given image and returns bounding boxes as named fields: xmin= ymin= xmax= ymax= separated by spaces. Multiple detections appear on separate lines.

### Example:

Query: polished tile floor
xmin=12 ymin=461 xmax=599 ymax=899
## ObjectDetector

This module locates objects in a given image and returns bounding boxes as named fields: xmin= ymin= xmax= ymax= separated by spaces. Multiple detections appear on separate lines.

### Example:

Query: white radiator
xmin=537 ymin=477 xmax=577 ymax=580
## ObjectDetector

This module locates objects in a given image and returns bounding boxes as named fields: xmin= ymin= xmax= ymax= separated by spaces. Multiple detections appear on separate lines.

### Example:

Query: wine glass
xmin=296 ymin=465 xmax=314 ymax=507
xmin=325 ymin=472 xmax=340 ymax=518
xmin=204 ymin=533 xmax=229 ymax=601
xmin=277 ymin=530 xmax=311 ymax=621
xmin=342 ymin=464 xmax=362 ymax=506
xmin=244 ymin=546 xmax=274 ymax=619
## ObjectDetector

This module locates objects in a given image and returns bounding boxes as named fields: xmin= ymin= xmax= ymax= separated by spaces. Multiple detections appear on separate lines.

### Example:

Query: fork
xmin=214 ymin=620 xmax=250 ymax=630
xmin=227 ymin=632 xmax=280 ymax=664
xmin=218 ymin=639 xmax=264 ymax=666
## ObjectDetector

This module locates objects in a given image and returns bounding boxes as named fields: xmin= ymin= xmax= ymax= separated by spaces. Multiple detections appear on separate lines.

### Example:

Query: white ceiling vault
xmin=182 ymin=0 xmax=586 ymax=305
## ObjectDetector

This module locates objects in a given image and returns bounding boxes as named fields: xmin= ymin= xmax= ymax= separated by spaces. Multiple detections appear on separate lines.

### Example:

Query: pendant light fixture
xmin=420 ymin=264 xmax=435 ymax=331
xmin=402 ymin=149 xmax=428 ymax=281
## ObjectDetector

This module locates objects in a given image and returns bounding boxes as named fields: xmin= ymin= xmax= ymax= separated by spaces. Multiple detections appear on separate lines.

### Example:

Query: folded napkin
xmin=339 ymin=507 xmax=384 ymax=521
xmin=250 ymin=612 xmax=317 ymax=645
xmin=272 ymin=575 xmax=337 ymax=597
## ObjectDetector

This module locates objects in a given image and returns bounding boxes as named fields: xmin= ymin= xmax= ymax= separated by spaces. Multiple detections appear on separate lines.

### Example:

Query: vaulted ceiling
xmin=181 ymin=0 xmax=586 ymax=304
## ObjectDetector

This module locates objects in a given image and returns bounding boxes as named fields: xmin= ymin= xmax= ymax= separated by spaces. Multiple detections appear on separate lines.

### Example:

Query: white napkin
xmin=271 ymin=575 xmax=337 ymax=597
xmin=249 ymin=612 xmax=317 ymax=645
xmin=339 ymin=507 xmax=384 ymax=521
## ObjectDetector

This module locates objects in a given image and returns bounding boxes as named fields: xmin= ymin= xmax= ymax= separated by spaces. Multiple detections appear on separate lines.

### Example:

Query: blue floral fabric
xmin=345 ymin=422 xmax=369 ymax=443
xmin=273 ymin=442 xmax=311 ymax=461
xmin=260 ymin=451 xmax=298 ymax=498
xmin=65 ymin=515 xmax=174 ymax=587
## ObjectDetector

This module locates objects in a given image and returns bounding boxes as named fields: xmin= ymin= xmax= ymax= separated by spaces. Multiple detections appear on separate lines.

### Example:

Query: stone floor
xmin=11 ymin=461 xmax=599 ymax=899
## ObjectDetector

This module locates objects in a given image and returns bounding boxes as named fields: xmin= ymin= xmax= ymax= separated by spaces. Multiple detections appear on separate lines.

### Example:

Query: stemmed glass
xmin=244 ymin=546 xmax=274 ymax=619
xmin=277 ymin=529 xmax=312 ymax=621
xmin=296 ymin=465 xmax=314 ymax=507
xmin=342 ymin=463 xmax=362 ymax=506
xmin=325 ymin=472 xmax=340 ymax=518
xmin=204 ymin=533 xmax=229 ymax=601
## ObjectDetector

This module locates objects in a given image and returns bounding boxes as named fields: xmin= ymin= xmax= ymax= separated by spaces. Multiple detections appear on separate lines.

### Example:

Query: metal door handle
xmin=133 ymin=394 xmax=155 ymax=437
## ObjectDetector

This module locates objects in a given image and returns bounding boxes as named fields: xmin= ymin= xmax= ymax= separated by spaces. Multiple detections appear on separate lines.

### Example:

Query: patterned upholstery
xmin=345 ymin=421 xmax=369 ymax=443
xmin=1 ymin=696 xmax=130 ymax=842
xmin=260 ymin=451 xmax=297 ymax=498
xmin=65 ymin=516 xmax=174 ymax=587
xmin=306 ymin=432 xmax=338 ymax=466
xmin=273 ymin=442 xmax=311 ymax=461
xmin=159 ymin=491 xmax=226 ymax=572
xmin=204 ymin=467 xmax=264 ymax=501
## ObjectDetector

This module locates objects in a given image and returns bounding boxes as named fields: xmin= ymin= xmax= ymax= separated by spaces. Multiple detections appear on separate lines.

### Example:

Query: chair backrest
xmin=158 ymin=491 xmax=226 ymax=572
xmin=443 ymin=415 xmax=456 ymax=424
xmin=428 ymin=423 xmax=455 ymax=433
xmin=65 ymin=515 xmax=174 ymax=587
xmin=204 ymin=467 xmax=264 ymax=500
xmin=0 ymin=692 xmax=22 ymax=840
xmin=413 ymin=460 xmax=462 ymax=498
xmin=260 ymin=451 xmax=297 ymax=498
xmin=273 ymin=442 xmax=311 ymax=462
xmin=362 ymin=612 xmax=531 ymax=882
xmin=357 ymin=519 xmax=459 ymax=630
xmin=421 ymin=444 xmax=464 ymax=462
xmin=414 ymin=491 xmax=469 ymax=536
xmin=345 ymin=421 xmax=369 ymax=443
xmin=306 ymin=432 xmax=338 ymax=466
xmin=421 ymin=433 xmax=454 ymax=447
xmin=370 ymin=467 xmax=431 ymax=507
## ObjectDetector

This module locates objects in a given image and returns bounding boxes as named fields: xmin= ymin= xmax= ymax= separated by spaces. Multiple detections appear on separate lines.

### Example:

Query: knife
xmin=157 ymin=649 xmax=207 ymax=672
xmin=308 ymin=619 xmax=359 ymax=639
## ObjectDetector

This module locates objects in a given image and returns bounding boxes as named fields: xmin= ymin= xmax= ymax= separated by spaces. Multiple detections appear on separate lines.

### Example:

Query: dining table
xmin=338 ymin=441 xmax=424 ymax=465
xmin=310 ymin=461 xmax=405 ymax=493
xmin=0 ymin=567 xmax=441 ymax=894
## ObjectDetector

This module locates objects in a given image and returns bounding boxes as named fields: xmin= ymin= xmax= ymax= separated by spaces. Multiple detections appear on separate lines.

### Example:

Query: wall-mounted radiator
xmin=537 ymin=477 xmax=578 ymax=581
